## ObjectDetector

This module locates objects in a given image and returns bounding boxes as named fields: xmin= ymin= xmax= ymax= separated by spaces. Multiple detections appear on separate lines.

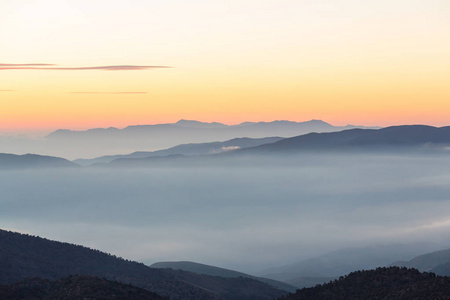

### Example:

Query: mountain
xmin=0 ymin=153 xmax=78 ymax=170
xmin=173 ymin=119 xmax=229 ymax=129
xmin=279 ymin=267 xmax=450 ymax=300
xmin=93 ymin=124 xmax=450 ymax=168
xmin=258 ymin=243 xmax=442 ymax=288
xmin=151 ymin=261 xmax=296 ymax=292
xmin=74 ymin=136 xmax=283 ymax=166
xmin=0 ymin=229 xmax=287 ymax=300
xmin=38 ymin=119 xmax=375 ymax=159
xmin=0 ymin=275 xmax=167 ymax=300
xmin=431 ymin=262 xmax=450 ymax=276
xmin=84 ymin=125 xmax=450 ymax=167
xmin=244 ymin=125 xmax=450 ymax=154
xmin=391 ymin=248 xmax=450 ymax=273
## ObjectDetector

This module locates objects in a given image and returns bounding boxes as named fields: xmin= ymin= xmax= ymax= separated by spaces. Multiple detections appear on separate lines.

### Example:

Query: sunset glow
xmin=1 ymin=0 xmax=449 ymax=134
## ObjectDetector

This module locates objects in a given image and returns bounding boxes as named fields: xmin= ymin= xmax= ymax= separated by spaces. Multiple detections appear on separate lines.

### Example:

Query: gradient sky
xmin=1 ymin=0 xmax=449 ymax=134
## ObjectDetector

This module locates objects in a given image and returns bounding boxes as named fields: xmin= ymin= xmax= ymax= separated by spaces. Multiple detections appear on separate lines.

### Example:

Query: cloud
xmin=69 ymin=92 xmax=147 ymax=94
xmin=0 ymin=65 xmax=171 ymax=71
xmin=210 ymin=146 xmax=241 ymax=154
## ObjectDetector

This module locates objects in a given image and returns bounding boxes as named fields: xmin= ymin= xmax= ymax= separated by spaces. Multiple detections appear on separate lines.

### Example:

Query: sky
xmin=1 ymin=0 xmax=450 ymax=134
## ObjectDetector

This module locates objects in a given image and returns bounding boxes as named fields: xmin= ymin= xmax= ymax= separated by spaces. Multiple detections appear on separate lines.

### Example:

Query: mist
xmin=1 ymin=153 xmax=450 ymax=274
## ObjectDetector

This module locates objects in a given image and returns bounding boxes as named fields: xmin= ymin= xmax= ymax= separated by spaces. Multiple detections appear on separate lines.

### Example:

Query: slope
xmin=74 ymin=136 xmax=283 ymax=166
xmin=0 ymin=153 xmax=78 ymax=170
xmin=0 ymin=229 xmax=286 ymax=300
xmin=279 ymin=267 xmax=450 ymax=300
xmin=244 ymin=125 xmax=450 ymax=153
xmin=151 ymin=261 xmax=296 ymax=292
xmin=0 ymin=275 xmax=167 ymax=300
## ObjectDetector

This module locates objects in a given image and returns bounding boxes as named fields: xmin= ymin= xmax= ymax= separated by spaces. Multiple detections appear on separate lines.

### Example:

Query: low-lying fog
xmin=1 ymin=153 xmax=450 ymax=273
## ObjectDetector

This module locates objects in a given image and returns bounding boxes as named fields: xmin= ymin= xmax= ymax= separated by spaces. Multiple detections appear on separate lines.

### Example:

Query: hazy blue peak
xmin=47 ymin=127 xmax=120 ymax=138
xmin=174 ymin=119 xmax=228 ymax=128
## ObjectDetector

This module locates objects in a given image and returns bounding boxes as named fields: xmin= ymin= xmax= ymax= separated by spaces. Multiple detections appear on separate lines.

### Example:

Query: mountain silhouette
xmin=0 ymin=275 xmax=167 ymax=300
xmin=279 ymin=267 xmax=450 ymax=300
xmin=96 ymin=125 xmax=450 ymax=168
xmin=38 ymin=119 xmax=376 ymax=159
xmin=243 ymin=125 xmax=450 ymax=153
xmin=0 ymin=229 xmax=287 ymax=300
xmin=0 ymin=153 xmax=77 ymax=170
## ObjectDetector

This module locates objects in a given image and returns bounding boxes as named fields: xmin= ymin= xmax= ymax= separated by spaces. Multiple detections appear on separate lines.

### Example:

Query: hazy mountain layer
xmin=259 ymin=243 xmax=442 ymax=287
xmin=391 ymin=248 xmax=450 ymax=273
xmin=0 ymin=119 xmax=377 ymax=159
xmin=151 ymin=261 xmax=296 ymax=292
xmin=87 ymin=125 xmax=450 ymax=168
xmin=0 ymin=229 xmax=286 ymax=300
xmin=0 ymin=153 xmax=77 ymax=170
xmin=74 ymin=136 xmax=283 ymax=166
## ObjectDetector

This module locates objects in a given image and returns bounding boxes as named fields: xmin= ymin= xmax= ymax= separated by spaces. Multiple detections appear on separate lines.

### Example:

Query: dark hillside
xmin=0 ymin=229 xmax=286 ymax=300
xmin=280 ymin=267 xmax=450 ymax=300
xmin=0 ymin=275 xmax=167 ymax=300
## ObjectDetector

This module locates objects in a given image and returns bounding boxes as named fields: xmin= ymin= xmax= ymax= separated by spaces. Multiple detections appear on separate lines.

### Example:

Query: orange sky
xmin=1 ymin=0 xmax=449 ymax=134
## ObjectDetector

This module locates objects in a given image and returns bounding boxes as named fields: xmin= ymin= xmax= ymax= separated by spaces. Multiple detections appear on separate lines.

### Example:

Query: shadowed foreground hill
xmin=279 ymin=267 xmax=450 ymax=300
xmin=0 ymin=275 xmax=167 ymax=300
xmin=0 ymin=153 xmax=77 ymax=170
xmin=0 ymin=229 xmax=286 ymax=300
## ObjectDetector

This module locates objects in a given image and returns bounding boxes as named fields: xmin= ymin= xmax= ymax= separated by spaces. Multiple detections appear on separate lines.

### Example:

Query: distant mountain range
xmin=7 ymin=121 xmax=449 ymax=160
xmin=2 ymin=124 xmax=450 ymax=169
xmin=0 ymin=119 xmax=375 ymax=159
xmin=0 ymin=229 xmax=288 ymax=300
xmin=0 ymin=123 xmax=450 ymax=170
xmin=89 ymin=125 xmax=450 ymax=168
xmin=151 ymin=261 xmax=296 ymax=292
xmin=48 ymin=119 xmax=366 ymax=141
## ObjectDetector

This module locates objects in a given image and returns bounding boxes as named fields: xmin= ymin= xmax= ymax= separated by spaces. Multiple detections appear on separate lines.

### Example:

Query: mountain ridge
xmin=0 ymin=153 xmax=78 ymax=170
xmin=1 ymin=119 xmax=380 ymax=159
xmin=74 ymin=136 xmax=283 ymax=166
xmin=279 ymin=267 xmax=450 ymax=300
xmin=241 ymin=125 xmax=450 ymax=154
xmin=0 ymin=229 xmax=287 ymax=300
xmin=151 ymin=261 xmax=296 ymax=292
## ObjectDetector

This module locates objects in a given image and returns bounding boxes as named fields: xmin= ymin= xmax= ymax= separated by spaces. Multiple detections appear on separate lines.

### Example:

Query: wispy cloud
xmin=69 ymin=92 xmax=147 ymax=94
xmin=0 ymin=64 xmax=171 ymax=71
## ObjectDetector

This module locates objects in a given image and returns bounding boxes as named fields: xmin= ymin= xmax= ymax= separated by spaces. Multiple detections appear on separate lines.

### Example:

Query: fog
xmin=1 ymin=153 xmax=450 ymax=273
